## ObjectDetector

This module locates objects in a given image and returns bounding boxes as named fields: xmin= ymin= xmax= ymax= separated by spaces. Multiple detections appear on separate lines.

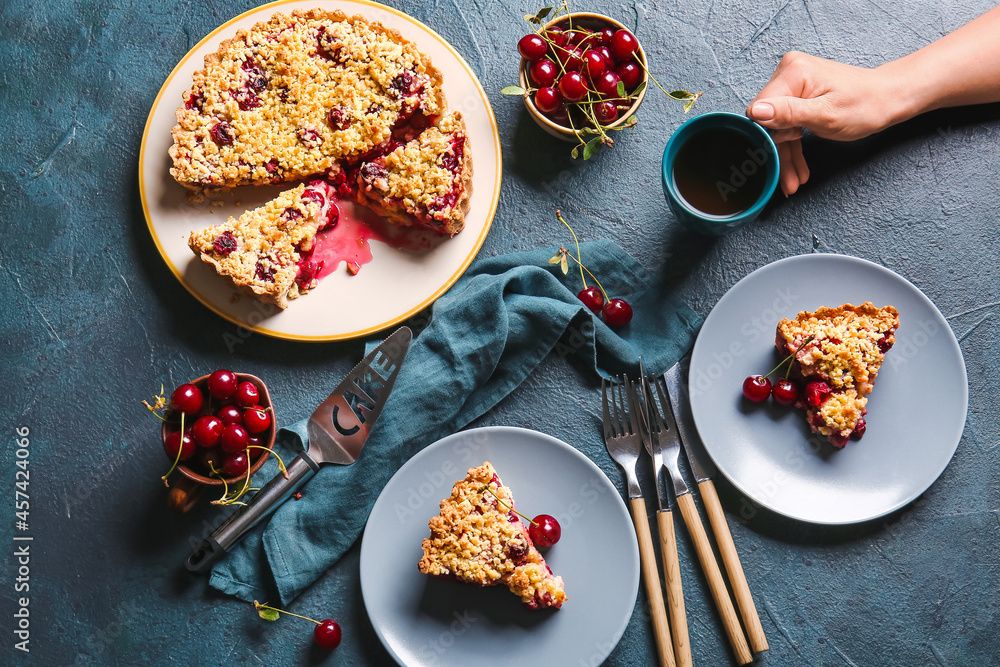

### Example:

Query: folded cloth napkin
xmin=209 ymin=240 xmax=702 ymax=604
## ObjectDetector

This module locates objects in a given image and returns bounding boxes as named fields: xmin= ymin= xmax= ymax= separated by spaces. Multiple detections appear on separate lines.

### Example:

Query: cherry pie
xmin=418 ymin=462 xmax=567 ymax=609
xmin=775 ymin=302 xmax=900 ymax=448
xmin=187 ymin=180 xmax=337 ymax=309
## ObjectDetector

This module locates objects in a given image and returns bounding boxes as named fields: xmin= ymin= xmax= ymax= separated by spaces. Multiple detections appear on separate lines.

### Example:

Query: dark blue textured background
xmin=2 ymin=0 xmax=998 ymax=664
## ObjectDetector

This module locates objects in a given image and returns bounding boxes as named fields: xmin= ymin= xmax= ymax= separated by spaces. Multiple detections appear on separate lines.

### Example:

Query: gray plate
xmin=689 ymin=253 xmax=968 ymax=524
xmin=360 ymin=426 xmax=640 ymax=666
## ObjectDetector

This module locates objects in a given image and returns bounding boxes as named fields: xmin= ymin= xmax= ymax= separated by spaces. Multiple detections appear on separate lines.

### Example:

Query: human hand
xmin=747 ymin=51 xmax=903 ymax=196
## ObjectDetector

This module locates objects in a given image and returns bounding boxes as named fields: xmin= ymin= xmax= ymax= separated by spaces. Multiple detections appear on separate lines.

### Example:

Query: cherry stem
xmin=764 ymin=335 xmax=815 ymax=379
xmin=161 ymin=411 xmax=185 ymax=487
xmin=254 ymin=601 xmax=321 ymax=625
xmin=247 ymin=445 xmax=289 ymax=479
xmin=478 ymin=484 xmax=538 ymax=526
xmin=555 ymin=210 xmax=588 ymax=288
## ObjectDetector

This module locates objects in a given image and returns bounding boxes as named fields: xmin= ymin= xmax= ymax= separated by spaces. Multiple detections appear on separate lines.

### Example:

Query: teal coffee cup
xmin=661 ymin=112 xmax=779 ymax=235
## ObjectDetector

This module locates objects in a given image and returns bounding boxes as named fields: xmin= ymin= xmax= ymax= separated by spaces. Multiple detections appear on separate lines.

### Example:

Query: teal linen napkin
xmin=208 ymin=240 xmax=702 ymax=604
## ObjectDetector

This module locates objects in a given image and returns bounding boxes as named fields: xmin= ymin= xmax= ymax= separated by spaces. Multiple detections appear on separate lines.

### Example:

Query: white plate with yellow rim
xmin=139 ymin=0 xmax=501 ymax=341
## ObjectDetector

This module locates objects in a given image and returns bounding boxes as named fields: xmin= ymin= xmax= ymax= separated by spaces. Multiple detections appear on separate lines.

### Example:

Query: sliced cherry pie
xmin=187 ymin=180 xmax=337 ymax=309
xmin=418 ymin=462 xmax=567 ymax=610
xmin=356 ymin=111 xmax=472 ymax=235
xmin=169 ymin=9 xmax=445 ymax=190
xmin=775 ymin=302 xmax=900 ymax=448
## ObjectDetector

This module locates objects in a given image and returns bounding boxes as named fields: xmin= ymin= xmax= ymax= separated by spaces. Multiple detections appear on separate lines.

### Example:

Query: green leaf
xmin=501 ymin=85 xmax=526 ymax=96
xmin=582 ymin=136 xmax=602 ymax=160
xmin=570 ymin=145 xmax=580 ymax=159
xmin=683 ymin=97 xmax=698 ymax=113
xmin=631 ymin=81 xmax=646 ymax=97
xmin=547 ymin=252 xmax=563 ymax=265
xmin=668 ymin=90 xmax=694 ymax=101
xmin=535 ymin=6 xmax=553 ymax=21
xmin=560 ymin=254 xmax=569 ymax=274
xmin=616 ymin=81 xmax=626 ymax=97
xmin=257 ymin=608 xmax=280 ymax=622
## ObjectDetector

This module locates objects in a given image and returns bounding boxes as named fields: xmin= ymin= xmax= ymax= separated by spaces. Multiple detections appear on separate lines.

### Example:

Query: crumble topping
xmin=357 ymin=111 xmax=471 ymax=235
xmin=169 ymin=9 xmax=445 ymax=190
xmin=776 ymin=302 xmax=899 ymax=446
xmin=187 ymin=181 xmax=337 ymax=309
xmin=418 ymin=462 xmax=567 ymax=609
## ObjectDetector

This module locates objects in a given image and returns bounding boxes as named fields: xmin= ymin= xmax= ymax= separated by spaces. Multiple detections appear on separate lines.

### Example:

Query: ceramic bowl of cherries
xmin=515 ymin=12 xmax=649 ymax=147
xmin=152 ymin=370 xmax=277 ymax=512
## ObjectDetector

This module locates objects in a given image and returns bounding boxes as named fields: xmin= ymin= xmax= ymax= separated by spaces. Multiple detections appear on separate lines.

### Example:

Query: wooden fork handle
xmin=657 ymin=509 xmax=691 ymax=667
xmin=630 ymin=497 xmax=676 ymax=667
xmin=676 ymin=493 xmax=753 ymax=665
xmin=700 ymin=479 xmax=769 ymax=653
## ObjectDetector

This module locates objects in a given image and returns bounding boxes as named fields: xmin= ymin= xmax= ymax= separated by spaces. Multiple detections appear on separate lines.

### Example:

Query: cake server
xmin=185 ymin=326 xmax=412 ymax=573
xmin=664 ymin=361 xmax=769 ymax=654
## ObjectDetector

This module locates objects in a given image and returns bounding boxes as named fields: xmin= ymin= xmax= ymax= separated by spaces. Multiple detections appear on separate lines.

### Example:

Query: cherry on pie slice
xmin=356 ymin=111 xmax=472 ymax=235
xmin=418 ymin=462 xmax=567 ymax=610
xmin=775 ymin=302 xmax=900 ymax=448
xmin=187 ymin=180 xmax=337 ymax=309
xmin=169 ymin=9 xmax=445 ymax=191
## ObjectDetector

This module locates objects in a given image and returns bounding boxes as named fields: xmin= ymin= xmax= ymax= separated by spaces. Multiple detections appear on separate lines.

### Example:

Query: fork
xmin=645 ymin=374 xmax=753 ymax=666
xmin=602 ymin=376 xmax=676 ymax=667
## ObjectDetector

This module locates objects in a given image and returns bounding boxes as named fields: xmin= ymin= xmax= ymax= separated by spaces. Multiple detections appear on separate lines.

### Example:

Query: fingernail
xmin=751 ymin=102 xmax=774 ymax=121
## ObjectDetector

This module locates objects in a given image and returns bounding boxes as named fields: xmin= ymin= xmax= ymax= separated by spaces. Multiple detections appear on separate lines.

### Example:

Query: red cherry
xmin=602 ymin=298 xmax=633 ymax=327
xmin=191 ymin=415 xmax=223 ymax=448
xmin=518 ymin=34 xmax=547 ymax=61
xmin=600 ymin=27 xmax=616 ymax=45
xmin=163 ymin=430 xmax=195 ymax=461
xmin=828 ymin=434 xmax=849 ymax=449
xmin=594 ymin=71 xmax=622 ymax=98
xmin=220 ymin=423 xmax=249 ymax=453
xmin=529 ymin=514 xmax=561 ymax=547
xmin=235 ymin=381 xmax=259 ymax=408
xmin=206 ymin=369 xmax=238 ymax=401
xmin=772 ymin=379 xmax=799 ymax=406
xmin=314 ymin=619 xmax=342 ymax=650
xmin=577 ymin=286 xmax=605 ymax=313
xmin=594 ymin=100 xmax=618 ymax=124
xmin=616 ymin=62 xmax=642 ymax=91
xmin=217 ymin=405 xmax=243 ymax=425
xmin=534 ymin=87 xmax=562 ymax=114
xmin=196 ymin=447 xmax=222 ymax=472
xmin=547 ymin=103 xmax=569 ymax=125
xmin=804 ymin=381 xmax=832 ymax=407
xmin=609 ymin=29 xmax=639 ymax=61
xmin=169 ymin=384 xmax=203 ymax=416
xmin=558 ymin=72 xmax=588 ymax=102
xmin=594 ymin=45 xmax=613 ymax=64
xmin=582 ymin=50 xmax=607 ymax=79
xmin=543 ymin=27 xmax=566 ymax=47
xmin=530 ymin=58 xmax=558 ymax=87
xmin=565 ymin=29 xmax=591 ymax=46
xmin=742 ymin=375 xmax=772 ymax=402
xmin=851 ymin=417 xmax=867 ymax=440
xmin=559 ymin=47 xmax=585 ymax=72
xmin=220 ymin=451 xmax=250 ymax=478
xmin=243 ymin=406 xmax=272 ymax=434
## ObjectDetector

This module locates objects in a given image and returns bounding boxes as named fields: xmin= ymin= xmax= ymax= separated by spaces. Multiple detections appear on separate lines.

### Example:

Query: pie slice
xmin=775 ymin=302 xmax=900 ymax=448
xmin=169 ymin=9 xmax=445 ymax=191
xmin=418 ymin=462 xmax=567 ymax=609
xmin=356 ymin=111 xmax=472 ymax=235
xmin=187 ymin=180 xmax=337 ymax=309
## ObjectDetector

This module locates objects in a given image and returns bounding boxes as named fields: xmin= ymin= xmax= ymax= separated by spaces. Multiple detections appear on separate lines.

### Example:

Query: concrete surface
xmin=1 ymin=0 xmax=998 ymax=664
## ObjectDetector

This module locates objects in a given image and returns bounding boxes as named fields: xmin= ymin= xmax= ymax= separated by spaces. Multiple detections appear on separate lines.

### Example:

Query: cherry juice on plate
xmin=672 ymin=127 xmax=769 ymax=216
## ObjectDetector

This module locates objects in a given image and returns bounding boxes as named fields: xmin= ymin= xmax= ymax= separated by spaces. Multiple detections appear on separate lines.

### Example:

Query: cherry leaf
xmin=535 ymin=6 xmax=553 ymax=21
xmin=560 ymin=254 xmax=569 ymax=274
xmin=501 ymin=85 xmax=526 ymax=96
xmin=582 ymin=136 xmax=602 ymax=160
xmin=631 ymin=81 xmax=646 ymax=97
xmin=570 ymin=145 xmax=580 ymax=159
xmin=616 ymin=80 xmax=626 ymax=97
xmin=547 ymin=252 xmax=563 ymax=265
xmin=257 ymin=608 xmax=280 ymax=622
xmin=668 ymin=90 xmax=695 ymax=101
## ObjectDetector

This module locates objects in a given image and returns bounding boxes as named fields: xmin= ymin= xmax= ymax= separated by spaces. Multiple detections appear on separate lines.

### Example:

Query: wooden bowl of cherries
xmin=517 ymin=12 xmax=649 ymax=143
xmin=158 ymin=370 xmax=276 ymax=513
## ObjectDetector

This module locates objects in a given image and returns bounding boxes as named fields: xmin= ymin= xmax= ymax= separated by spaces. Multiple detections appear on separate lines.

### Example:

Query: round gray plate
xmin=360 ymin=426 xmax=640 ymax=666
xmin=689 ymin=253 xmax=967 ymax=524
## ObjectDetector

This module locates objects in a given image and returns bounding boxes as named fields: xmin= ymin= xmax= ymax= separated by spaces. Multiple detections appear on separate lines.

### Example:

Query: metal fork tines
xmin=601 ymin=376 xmax=676 ymax=667
xmin=643 ymin=374 xmax=753 ymax=666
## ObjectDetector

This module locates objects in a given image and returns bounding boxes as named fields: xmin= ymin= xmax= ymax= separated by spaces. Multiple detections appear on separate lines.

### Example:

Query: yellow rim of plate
xmin=138 ymin=0 xmax=502 ymax=342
